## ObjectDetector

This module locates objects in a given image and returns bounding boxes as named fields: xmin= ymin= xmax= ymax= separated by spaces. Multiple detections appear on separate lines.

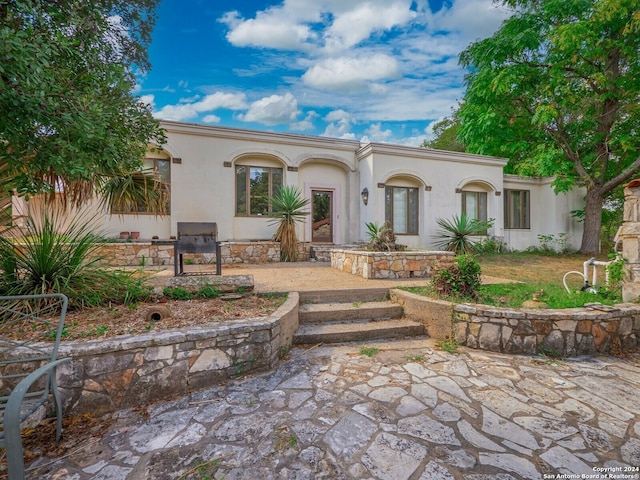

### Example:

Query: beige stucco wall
xmin=502 ymin=175 xmax=584 ymax=252
xmin=9 ymin=121 xmax=585 ymax=251
xmin=356 ymin=143 xmax=508 ymax=249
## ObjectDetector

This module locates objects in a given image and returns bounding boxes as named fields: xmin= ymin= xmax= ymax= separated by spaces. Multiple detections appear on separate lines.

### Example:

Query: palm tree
xmin=268 ymin=186 xmax=310 ymax=262
xmin=0 ymin=159 xmax=168 ymax=232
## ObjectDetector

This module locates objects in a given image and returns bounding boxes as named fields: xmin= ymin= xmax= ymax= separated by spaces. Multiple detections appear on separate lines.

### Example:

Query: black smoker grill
xmin=173 ymin=222 xmax=221 ymax=276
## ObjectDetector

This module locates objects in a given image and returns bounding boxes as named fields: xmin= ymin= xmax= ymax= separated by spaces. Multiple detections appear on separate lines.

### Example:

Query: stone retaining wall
xmin=331 ymin=249 xmax=454 ymax=279
xmin=50 ymin=293 xmax=298 ymax=415
xmin=390 ymin=289 xmax=640 ymax=356
xmin=94 ymin=241 xmax=311 ymax=266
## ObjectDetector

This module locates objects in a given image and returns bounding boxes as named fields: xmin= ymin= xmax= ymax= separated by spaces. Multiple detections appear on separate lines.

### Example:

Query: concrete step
xmin=293 ymin=318 xmax=425 ymax=344
xmin=299 ymin=301 xmax=403 ymax=324
xmin=298 ymin=288 xmax=389 ymax=304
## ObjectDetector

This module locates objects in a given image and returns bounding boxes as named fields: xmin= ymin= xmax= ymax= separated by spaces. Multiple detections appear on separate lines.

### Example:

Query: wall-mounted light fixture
xmin=361 ymin=187 xmax=369 ymax=206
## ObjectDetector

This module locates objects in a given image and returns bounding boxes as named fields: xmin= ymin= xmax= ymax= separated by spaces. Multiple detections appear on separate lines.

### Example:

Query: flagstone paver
xmin=28 ymin=339 xmax=640 ymax=479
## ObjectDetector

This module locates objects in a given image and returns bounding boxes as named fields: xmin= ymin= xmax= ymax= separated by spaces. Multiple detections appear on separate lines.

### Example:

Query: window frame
xmin=384 ymin=185 xmax=419 ymax=235
xmin=461 ymin=190 xmax=488 ymax=222
xmin=504 ymin=189 xmax=530 ymax=229
xmin=461 ymin=190 xmax=488 ymax=235
xmin=235 ymin=165 xmax=284 ymax=217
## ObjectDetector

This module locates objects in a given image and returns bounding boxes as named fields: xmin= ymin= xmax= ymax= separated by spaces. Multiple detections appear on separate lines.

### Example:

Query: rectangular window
xmin=385 ymin=186 xmax=418 ymax=234
xmin=111 ymin=158 xmax=170 ymax=214
xmin=235 ymin=165 xmax=283 ymax=216
xmin=504 ymin=189 xmax=530 ymax=229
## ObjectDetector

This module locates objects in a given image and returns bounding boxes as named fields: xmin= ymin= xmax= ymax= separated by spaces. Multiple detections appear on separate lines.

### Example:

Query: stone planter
xmin=330 ymin=249 xmax=454 ymax=279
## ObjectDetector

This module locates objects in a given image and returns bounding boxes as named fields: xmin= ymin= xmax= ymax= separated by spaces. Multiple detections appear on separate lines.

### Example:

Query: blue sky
xmin=138 ymin=0 xmax=511 ymax=146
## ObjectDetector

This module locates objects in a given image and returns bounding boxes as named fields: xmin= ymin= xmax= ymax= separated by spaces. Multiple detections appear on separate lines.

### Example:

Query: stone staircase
xmin=293 ymin=288 xmax=426 ymax=344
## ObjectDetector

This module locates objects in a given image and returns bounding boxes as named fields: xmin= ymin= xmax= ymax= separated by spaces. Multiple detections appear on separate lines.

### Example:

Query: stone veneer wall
xmin=93 ymin=241 xmax=311 ymax=266
xmin=48 ymin=293 xmax=299 ymax=415
xmin=390 ymin=290 xmax=640 ymax=356
xmin=621 ymin=180 xmax=640 ymax=302
xmin=331 ymin=249 xmax=455 ymax=279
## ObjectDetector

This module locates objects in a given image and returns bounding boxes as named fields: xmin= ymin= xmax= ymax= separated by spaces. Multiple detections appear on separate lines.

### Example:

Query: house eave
xmin=356 ymin=142 xmax=509 ymax=168
xmin=159 ymin=120 xmax=361 ymax=153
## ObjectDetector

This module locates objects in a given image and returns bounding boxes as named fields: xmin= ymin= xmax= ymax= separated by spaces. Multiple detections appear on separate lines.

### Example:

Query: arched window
xmin=235 ymin=158 xmax=284 ymax=216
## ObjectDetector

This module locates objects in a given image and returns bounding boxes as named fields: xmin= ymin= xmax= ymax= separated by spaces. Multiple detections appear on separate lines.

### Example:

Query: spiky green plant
xmin=0 ymin=208 xmax=151 ymax=308
xmin=432 ymin=214 xmax=494 ymax=254
xmin=267 ymin=186 xmax=310 ymax=262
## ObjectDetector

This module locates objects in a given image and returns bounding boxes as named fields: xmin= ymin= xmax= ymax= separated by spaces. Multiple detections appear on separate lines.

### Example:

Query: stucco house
xmin=12 ymin=120 xmax=584 ymax=254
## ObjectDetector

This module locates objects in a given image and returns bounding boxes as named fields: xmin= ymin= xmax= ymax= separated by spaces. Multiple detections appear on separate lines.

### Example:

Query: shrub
xmin=431 ymin=254 xmax=482 ymax=300
xmin=432 ymin=214 xmax=494 ymax=254
xmin=365 ymin=221 xmax=405 ymax=251
xmin=526 ymin=233 xmax=573 ymax=254
xmin=0 ymin=208 xmax=151 ymax=308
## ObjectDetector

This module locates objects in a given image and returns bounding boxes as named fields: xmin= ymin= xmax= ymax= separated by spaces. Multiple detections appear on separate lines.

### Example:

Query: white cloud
xmin=363 ymin=122 xmax=393 ymax=142
xmin=154 ymin=92 xmax=247 ymax=122
xmin=221 ymin=9 xmax=317 ymax=51
xmin=324 ymin=1 xmax=415 ymax=52
xmin=322 ymin=109 xmax=355 ymax=139
xmin=291 ymin=110 xmax=319 ymax=131
xmin=424 ymin=0 xmax=510 ymax=45
xmin=202 ymin=114 xmax=221 ymax=123
xmin=238 ymin=93 xmax=300 ymax=126
xmin=302 ymin=54 xmax=400 ymax=93
xmin=139 ymin=94 xmax=155 ymax=108
xmin=324 ymin=109 xmax=352 ymax=122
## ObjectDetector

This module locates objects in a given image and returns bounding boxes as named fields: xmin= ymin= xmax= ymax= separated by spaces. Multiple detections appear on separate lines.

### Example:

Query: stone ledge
xmin=31 ymin=293 xmax=299 ymax=416
xmin=390 ymin=289 xmax=640 ymax=356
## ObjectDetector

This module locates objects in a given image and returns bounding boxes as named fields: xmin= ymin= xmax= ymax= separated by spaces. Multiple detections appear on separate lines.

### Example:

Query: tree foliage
xmin=458 ymin=0 xmax=640 ymax=253
xmin=0 ymin=0 xmax=165 ymax=213
xmin=421 ymin=108 xmax=466 ymax=152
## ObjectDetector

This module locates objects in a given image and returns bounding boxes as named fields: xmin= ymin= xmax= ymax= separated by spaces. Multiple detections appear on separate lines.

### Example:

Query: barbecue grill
xmin=173 ymin=222 xmax=221 ymax=276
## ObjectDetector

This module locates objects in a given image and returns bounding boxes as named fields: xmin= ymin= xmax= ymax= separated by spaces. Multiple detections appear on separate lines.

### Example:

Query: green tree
xmin=0 ymin=0 xmax=166 ymax=216
xmin=421 ymin=108 xmax=466 ymax=152
xmin=458 ymin=0 xmax=640 ymax=253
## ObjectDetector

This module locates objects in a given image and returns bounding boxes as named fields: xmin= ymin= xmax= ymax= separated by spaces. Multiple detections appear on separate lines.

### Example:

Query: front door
xmin=311 ymin=190 xmax=333 ymax=243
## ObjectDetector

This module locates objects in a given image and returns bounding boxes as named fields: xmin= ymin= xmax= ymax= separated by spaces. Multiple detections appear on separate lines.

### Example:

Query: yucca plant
xmin=0 ymin=208 xmax=151 ymax=308
xmin=267 ymin=186 xmax=310 ymax=262
xmin=432 ymin=214 xmax=494 ymax=254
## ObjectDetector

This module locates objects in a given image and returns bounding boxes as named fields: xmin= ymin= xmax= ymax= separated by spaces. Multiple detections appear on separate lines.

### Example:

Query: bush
xmin=526 ymin=233 xmax=573 ymax=254
xmin=365 ymin=221 xmax=405 ymax=251
xmin=431 ymin=254 xmax=482 ymax=300
xmin=0 ymin=208 xmax=151 ymax=308
xmin=432 ymin=214 xmax=494 ymax=254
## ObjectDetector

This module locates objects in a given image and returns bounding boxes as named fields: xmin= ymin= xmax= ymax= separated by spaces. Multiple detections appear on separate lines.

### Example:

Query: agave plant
xmin=365 ymin=221 xmax=394 ymax=251
xmin=267 ymin=186 xmax=310 ymax=262
xmin=432 ymin=214 xmax=494 ymax=254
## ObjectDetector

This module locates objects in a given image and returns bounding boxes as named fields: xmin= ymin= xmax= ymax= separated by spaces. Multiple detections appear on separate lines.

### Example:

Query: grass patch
xmin=406 ymin=354 xmax=425 ymax=362
xmin=435 ymin=338 xmax=459 ymax=354
xmin=403 ymin=252 xmax=622 ymax=308
xmin=477 ymin=282 xmax=617 ymax=309
xmin=360 ymin=346 xmax=380 ymax=357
